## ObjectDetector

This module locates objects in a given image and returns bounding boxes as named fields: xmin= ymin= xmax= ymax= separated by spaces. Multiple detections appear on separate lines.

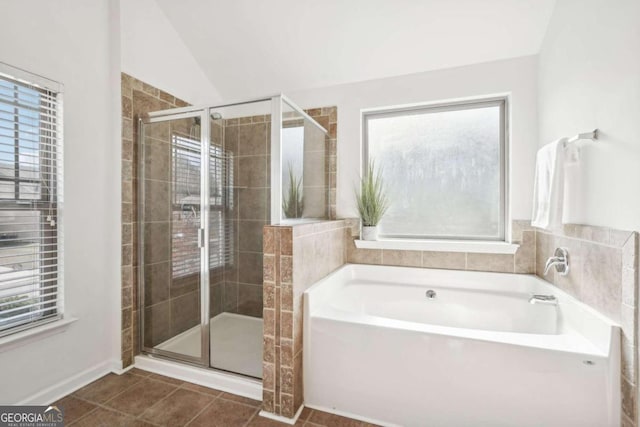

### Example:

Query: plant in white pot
xmin=355 ymin=160 xmax=389 ymax=241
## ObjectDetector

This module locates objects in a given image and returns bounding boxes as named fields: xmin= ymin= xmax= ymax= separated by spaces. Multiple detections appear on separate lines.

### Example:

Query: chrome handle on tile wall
xmin=544 ymin=247 xmax=570 ymax=276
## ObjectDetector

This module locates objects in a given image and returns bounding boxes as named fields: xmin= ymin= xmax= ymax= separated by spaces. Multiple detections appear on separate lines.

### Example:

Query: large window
xmin=0 ymin=64 xmax=62 ymax=337
xmin=364 ymin=98 xmax=506 ymax=240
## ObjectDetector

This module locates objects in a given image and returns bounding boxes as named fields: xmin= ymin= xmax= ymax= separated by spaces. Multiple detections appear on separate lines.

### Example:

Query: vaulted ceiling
xmin=156 ymin=0 xmax=556 ymax=100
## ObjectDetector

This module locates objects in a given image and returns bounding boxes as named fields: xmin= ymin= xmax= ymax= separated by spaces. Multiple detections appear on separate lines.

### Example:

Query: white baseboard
xmin=17 ymin=359 xmax=118 ymax=405
xmin=134 ymin=354 xmax=262 ymax=401
xmin=110 ymin=359 xmax=136 ymax=375
xmin=304 ymin=403 xmax=397 ymax=427
xmin=259 ymin=405 xmax=304 ymax=425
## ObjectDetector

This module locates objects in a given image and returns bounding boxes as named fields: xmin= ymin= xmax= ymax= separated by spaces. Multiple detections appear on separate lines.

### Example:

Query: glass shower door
xmin=139 ymin=112 xmax=208 ymax=365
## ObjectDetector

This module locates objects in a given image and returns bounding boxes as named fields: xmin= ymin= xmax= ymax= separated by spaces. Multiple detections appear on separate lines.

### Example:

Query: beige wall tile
xmin=535 ymin=231 xmax=554 ymax=278
xmin=622 ymin=337 xmax=636 ymax=383
xmin=382 ymin=250 xmax=421 ymax=267
xmin=466 ymin=253 xmax=514 ymax=273
xmin=346 ymin=238 xmax=381 ymax=265
xmin=514 ymin=231 xmax=535 ymax=273
xmin=550 ymin=236 xmax=583 ymax=299
xmin=623 ymin=233 xmax=638 ymax=269
xmin=582 ymin=243 xmax=622 ymax=322
xmin=622 ymin=267 xmax=637 ymax=308
xmin=422 ymin=251 xmax=466 ymax=270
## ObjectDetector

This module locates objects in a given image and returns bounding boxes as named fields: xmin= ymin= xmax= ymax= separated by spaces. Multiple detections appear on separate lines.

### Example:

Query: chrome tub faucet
xmin=544 ymin=247 xmax=570 ymax=276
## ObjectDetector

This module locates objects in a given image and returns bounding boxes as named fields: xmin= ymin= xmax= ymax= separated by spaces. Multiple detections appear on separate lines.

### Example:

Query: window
xmin=0 ymin=63 xmax=62 ymax=337
xmin=364 ymin=98 xmax=506 ymax=240
xmin=171 ymin=135 xmax=233 ymax=279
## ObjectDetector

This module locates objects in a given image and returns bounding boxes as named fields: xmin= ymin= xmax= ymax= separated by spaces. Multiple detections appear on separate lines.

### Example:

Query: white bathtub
xmin=303 ymin=264 xmax=620 ymax=427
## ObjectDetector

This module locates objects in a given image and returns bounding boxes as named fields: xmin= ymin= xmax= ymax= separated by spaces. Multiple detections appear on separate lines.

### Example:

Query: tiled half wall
xmin=262 ymin=220 xmax=347 ymax=418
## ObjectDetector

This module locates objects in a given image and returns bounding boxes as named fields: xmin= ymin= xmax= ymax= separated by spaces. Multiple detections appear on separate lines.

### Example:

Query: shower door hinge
xmin=198 ymin=228 xmax=205 ymax=248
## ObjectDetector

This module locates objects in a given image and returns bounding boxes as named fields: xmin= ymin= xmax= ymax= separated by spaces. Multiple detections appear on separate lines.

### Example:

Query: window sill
xmin=354 ymin=239 xmax=519 ymax=254
xmin=0 ymin=317 xmax=78 ymax=353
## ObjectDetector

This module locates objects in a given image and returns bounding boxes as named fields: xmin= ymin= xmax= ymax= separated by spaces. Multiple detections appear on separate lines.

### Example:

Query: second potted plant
xmin=355 ymin=160 xmax=389 ymax=240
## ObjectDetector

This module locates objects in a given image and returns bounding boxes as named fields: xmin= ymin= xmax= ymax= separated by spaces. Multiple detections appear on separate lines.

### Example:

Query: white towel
xmin=531 ymin=138 xmax=568 ymax=230
xmin=562 ymin=144 xmax=583 ymax=224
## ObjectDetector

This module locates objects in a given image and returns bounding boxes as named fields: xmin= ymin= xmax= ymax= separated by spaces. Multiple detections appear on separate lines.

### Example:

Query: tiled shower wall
xmin=222 ymin=115 xmax=271 ymax=318
xmin=262 ymin=220 xmax=347 ymax=418
xmin=121 ymin=73 xmax=190 ymax=368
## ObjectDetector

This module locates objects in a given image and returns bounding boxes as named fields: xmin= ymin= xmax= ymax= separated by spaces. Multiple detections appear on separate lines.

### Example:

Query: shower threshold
xmin=155 ymin=312 xmax=263 ymax=379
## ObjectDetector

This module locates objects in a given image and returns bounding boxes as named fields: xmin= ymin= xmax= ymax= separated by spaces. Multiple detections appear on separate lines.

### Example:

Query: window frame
xmin=0 ymin=62 xmax=63 ymax=338
xmin=362 ymin=96 xmax=509 ymax=242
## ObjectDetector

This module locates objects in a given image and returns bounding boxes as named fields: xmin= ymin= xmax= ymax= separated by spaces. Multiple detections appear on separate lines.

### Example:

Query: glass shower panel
xmin=208 ymin=100 xmax=271 ymax=379
xmin=140 ymin=114 xmax=205 ymax=364
xmin=281 ymin=100 xmax=329 ymax=221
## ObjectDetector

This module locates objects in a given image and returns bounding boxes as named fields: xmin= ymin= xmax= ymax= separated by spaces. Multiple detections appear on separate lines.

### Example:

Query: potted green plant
xmin=355 ymin=160 xmax=389 ymax=240
xmin=283 ymin=164 xmax=304 ymax=218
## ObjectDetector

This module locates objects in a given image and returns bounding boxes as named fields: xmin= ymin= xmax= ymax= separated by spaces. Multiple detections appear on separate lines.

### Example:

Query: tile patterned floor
xmin=53 ymin=368 xmax=378 ymax=427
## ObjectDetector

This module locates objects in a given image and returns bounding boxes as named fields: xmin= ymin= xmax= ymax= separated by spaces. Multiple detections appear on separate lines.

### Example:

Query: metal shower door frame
xmin=137 ymin=108 xmax=210 ymax=368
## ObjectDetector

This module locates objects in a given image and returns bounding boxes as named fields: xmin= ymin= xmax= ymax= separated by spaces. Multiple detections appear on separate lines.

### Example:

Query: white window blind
xmin=0 ymin=64 xmax=63 ymax=337
xmin=171 ymin=135 xmax=233 ymax=279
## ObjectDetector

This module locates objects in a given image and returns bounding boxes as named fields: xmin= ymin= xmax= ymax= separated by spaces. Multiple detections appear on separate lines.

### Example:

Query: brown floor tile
xmin=245 ymin=415 xmax=289 ymax=426
xmin=70 ymin=407 xmax=154 ymax=427
xmin=187 ymin=398 xmax=257 ymax=427
xmin=219 ymin=392 xmax=261 ymax=407
xmin=146 ymin=373 xmax=184 ymax=385
xmin=53 ymin=395 xmax=97 ymax=424
xmin=128 ymin=368 xmax=152 ymax=377
xmin=104 ymin=379 xmax=177 ymax=416
xmin=141 ymin=388 xmax=215 ymax=426
xmin=180 ymin=382 xmax=223 ymax=397
xmin=73 ymin=373 xmax=143 ymax=404
xmin=298 ymin=407 xmax=312 ymax=421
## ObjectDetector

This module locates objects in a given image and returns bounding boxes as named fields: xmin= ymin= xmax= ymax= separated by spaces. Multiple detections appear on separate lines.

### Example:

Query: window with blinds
xmin=0 ymin=64 xmax=62 ymax=337
xmin=171 ymin=135 xmax=233 ymax=279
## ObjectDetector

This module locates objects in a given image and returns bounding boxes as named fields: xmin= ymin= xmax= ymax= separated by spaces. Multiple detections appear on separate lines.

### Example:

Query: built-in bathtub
xmin=303 ymin=264 xmax=620 ymax=427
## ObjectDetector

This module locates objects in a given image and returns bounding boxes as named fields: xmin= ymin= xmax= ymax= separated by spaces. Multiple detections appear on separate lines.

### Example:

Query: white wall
xmin=288 ymin=56 xmax=539 ymax=221
xmin=538 ymin=0 xmax=640 ymax=231
xmin=0 ymin=0 xmax=121 ymax=403
xmin=120 ymin=0 xmax=221 ymax=105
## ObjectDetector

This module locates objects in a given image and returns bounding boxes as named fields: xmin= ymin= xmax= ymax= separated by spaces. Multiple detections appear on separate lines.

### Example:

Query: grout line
xmin=68 ymin=394 xmax=161 ymax=427
xmin=184 ymin=398 xmax=218 ymax=426
xmin=137 ymin=387 xmax=180 ymax=422
xmin=241 ymin=407 xmax=262 ymax=427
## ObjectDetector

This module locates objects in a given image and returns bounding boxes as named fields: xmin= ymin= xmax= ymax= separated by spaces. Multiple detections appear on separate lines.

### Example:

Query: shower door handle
xmin=197 ymin=228 xmax=205 ymax=248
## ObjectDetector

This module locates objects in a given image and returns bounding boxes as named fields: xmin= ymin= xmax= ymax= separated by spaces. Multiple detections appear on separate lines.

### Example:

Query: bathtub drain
xmin=425 ymin=290 xmax=437 ymax=299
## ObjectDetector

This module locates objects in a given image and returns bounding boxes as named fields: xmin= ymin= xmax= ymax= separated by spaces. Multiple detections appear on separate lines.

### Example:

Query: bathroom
xmin=0 ymin=0 xmax=638 ymax=426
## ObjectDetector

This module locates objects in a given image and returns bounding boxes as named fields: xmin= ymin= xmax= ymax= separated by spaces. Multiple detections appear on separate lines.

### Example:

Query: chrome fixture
xmin=528 ymin=294 xmax=558 ymax=305
xmin=564 ymin=129 xmax=598 ymax=147
xmin=425 ymin=290 xmax=437 ymax=299
xmin=544 ymin=247 xmax=570 ymax=276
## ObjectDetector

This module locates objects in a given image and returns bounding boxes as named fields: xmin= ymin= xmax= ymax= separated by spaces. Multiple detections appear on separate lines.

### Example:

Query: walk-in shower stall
xmin=137 ymin=95 xmax=329 ymax=379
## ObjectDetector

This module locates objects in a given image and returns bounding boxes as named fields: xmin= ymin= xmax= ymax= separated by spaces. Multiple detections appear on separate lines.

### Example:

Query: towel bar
xmin=566 ymin=129 xmax=598 ymax=145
